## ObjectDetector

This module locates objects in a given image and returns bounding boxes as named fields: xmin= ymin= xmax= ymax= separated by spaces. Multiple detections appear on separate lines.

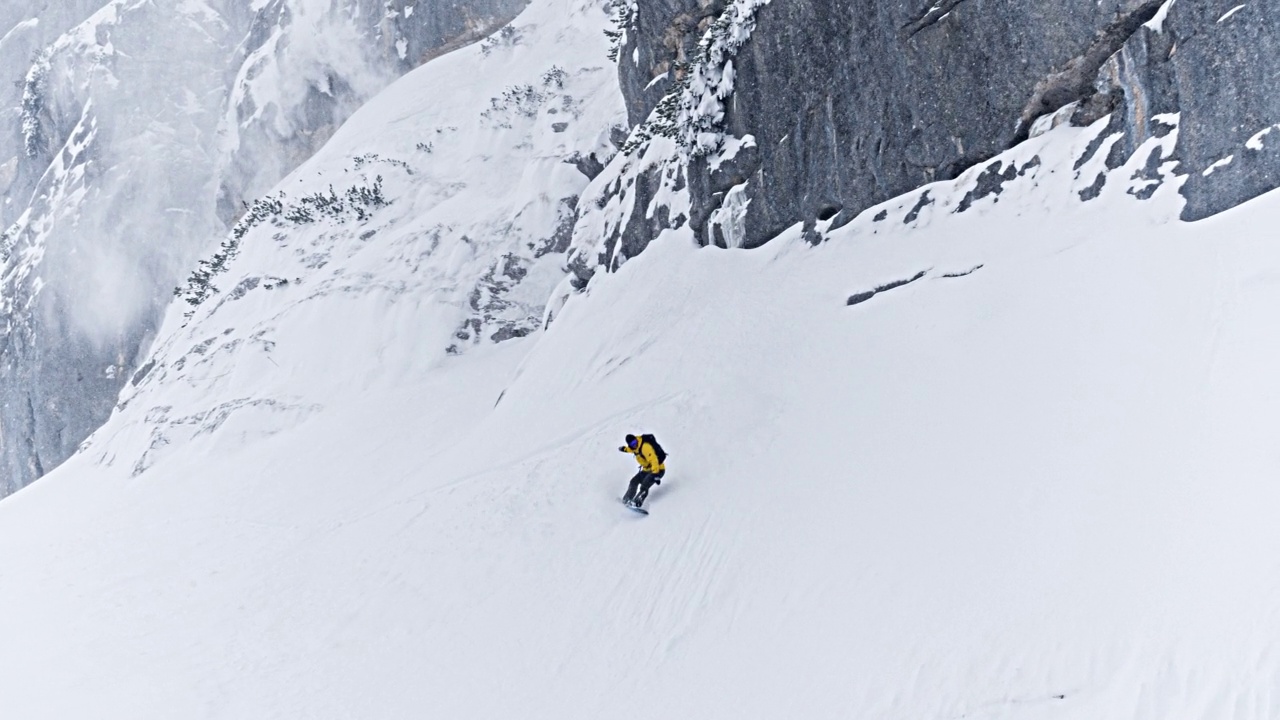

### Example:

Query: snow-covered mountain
xmin=91 ymin=0 xmax=622 ymax=477
xmin=4 ymin=0 xmax=1277 ymax=495
xmin=0 ymin=0 xmax=528 ymax=494
xmin=3 ymin=0 xmax=1280 ymax=715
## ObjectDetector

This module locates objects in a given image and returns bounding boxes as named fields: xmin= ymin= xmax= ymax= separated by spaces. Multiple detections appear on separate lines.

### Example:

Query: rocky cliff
xmin=580 ymin=0 xmax=1280 ymax=264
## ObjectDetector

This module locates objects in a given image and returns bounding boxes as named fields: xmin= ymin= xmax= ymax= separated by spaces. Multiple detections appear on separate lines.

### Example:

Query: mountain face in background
xmin=1 ymin=0 xmax=1278 ymax=498
xmin=0 ymin=0 xmax=527 ymax=495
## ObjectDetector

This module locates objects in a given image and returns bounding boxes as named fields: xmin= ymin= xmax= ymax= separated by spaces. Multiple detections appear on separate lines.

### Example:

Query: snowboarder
xmin=619 ymin=433 xmax=666 ymax=510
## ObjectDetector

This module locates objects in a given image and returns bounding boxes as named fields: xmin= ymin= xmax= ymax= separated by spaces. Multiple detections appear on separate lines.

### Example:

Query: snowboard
xmin=621 ymin=498 xmax=649 ymax=515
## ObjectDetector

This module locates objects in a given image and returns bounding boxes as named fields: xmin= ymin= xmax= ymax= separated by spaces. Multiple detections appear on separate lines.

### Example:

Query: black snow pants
xmin=623 ymin=469 xmax=665 ymax=507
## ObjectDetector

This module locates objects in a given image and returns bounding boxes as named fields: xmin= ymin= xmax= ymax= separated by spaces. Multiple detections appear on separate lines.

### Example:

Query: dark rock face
xmin=1014 ymin=0 xmax=1167 ymax=141
xmin=0 ymin=303 xmax=153 ymax=496
xmin=605 ymin=0 xmax=1280 ymax=254
xmin=689 ymin=0 xmax=1167 ymax=248
xmin=1064 ymin=0 xmax=1280 ymax=220
xmin=616 ymin=0 xmax=727 ymax=128
xmin=1159 ymin=0 xmax=1280 ymax=220
xmin=381 ymin=0 xmax=530 ymax=69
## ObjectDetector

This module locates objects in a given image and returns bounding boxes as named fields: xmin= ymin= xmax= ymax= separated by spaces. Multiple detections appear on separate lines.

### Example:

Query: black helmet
xmin=625 ymin=434 xmax=638 ymax=448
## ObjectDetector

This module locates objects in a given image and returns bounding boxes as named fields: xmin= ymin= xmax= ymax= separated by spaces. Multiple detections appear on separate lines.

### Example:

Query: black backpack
xmin=641 ymin=433 xmax=667 ymax=463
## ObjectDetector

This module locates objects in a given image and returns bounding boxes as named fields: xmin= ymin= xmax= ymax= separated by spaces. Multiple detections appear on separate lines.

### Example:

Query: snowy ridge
xmin=89 ymin=0 xmax=622 ymax=479
xmin=0 ymin=0 xmax=536 ymax=493
xmin=6 ymin=35 xmax=1280 ymax=711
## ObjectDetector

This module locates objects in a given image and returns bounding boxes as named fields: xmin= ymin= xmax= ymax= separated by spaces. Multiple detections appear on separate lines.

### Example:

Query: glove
xmin=618 ymin=446 xmax=627 ymax=452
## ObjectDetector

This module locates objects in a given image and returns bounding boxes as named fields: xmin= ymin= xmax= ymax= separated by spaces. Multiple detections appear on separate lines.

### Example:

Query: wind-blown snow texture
xmin=3 ymin=0 xmax=1280 ymax=712
xmin=0 ymin=0 xmax=528 ymax=495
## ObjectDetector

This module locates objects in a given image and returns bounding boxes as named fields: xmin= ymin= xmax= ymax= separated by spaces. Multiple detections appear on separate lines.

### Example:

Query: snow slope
xmin=90 ymin=0 xmax=621 ymax=478
xmin=3 ymin=3 xmax=1280 ymax=719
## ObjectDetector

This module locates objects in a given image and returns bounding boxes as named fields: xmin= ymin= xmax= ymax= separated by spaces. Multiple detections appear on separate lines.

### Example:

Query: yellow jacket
xmin=621 ymin=436 xmax=664 ymax=473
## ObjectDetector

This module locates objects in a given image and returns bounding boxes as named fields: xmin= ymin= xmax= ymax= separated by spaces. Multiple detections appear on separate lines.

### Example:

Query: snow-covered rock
xmin=0 ymin=0 xmax=529 ymax=495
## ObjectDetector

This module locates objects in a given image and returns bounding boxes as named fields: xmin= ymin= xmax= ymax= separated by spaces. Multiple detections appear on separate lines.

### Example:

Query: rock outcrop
xmin=587 ymin=0 xmax=1280 ymax=263
xmin=1156 ymin=0 xmax=1280 ymax=220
